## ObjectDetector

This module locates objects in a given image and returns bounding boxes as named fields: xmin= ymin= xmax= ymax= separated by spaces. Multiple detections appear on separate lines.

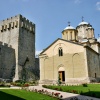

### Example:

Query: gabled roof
xmin=40 ymin=38 xmax=83 ymax=55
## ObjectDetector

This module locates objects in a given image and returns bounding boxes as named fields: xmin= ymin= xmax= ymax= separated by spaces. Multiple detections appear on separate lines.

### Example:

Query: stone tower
xmin=0 ymin=14 xmax=35 ymax=81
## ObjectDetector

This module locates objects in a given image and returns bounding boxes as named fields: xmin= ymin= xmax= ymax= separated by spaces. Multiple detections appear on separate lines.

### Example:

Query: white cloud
xmin=96 ymin=2 xmax=100 ymax=11
xmin=74 ymin=0 xmax=81 ymax=4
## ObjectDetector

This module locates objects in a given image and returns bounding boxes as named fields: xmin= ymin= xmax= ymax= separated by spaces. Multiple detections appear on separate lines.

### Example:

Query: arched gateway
xmin=58 ymin=67 xmax=65 ymax=82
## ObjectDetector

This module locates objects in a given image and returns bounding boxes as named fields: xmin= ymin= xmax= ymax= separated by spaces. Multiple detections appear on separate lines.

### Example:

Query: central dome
xmin=78 ymin=21 xmax=88 ymax=26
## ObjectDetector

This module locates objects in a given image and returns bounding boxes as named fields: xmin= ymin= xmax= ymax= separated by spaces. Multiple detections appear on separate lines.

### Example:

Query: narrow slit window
xmin=0 ymin=48 xmax=1 ymax=54
xmin=95 ymin=73 xmax=96 ymax=78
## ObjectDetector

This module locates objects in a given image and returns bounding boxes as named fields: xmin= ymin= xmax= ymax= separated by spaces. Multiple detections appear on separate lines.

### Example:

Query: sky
xmin=0 ymin=0 xmax=100 ymax=55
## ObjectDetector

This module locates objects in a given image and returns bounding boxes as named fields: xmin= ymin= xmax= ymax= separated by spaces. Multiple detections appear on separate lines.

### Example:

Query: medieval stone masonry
xmin=39 ymin=21 xmax=100 ymax=84
xmin=0 ymin=42 xmax=15 ymax=80
xmin=0 ymin=14 xmax=37 ymax=82
xmin=1 ymin=14 xmax=100 ymax=84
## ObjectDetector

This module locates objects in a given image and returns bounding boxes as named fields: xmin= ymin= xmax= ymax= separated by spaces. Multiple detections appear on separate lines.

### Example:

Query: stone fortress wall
xmin=0 ymin=42 xmax=15 ymax=81
xmin=0 ymin=15 xmax=37 ymax=82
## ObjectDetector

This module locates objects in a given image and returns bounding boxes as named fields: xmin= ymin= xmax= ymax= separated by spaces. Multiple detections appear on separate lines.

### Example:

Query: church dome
xmin=78 ymin=21 xmax=88 ymax=26
xmin=64 ymin=25 xmax=75 ymax=30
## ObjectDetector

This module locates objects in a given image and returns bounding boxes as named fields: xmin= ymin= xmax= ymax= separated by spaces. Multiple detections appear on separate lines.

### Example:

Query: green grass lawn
xmin=43 ymin=84 xmax=100 ymax=98
xmin=0 ymin=89 xmax=58 ymax=100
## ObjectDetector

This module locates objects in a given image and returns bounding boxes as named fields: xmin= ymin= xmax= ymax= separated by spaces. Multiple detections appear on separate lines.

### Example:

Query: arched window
xmin=58 ymin=47 xmax=63 ymax=56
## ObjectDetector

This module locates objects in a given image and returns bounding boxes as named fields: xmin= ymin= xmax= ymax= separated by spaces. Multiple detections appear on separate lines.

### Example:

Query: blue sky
xmin=0 ymin=0 xmax=100 ymax=55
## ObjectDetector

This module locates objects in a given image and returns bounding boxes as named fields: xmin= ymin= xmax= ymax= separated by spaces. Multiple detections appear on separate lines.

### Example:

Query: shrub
xmin=60 ymin=95 xmax=63 ymax=98
xmin=59 ymin=87 xmax=62 ymax=91
xmin=80 ymin=91 xmax=83 ymax=95
xmin=23 ymin=83 xmax=29 ymax=87
xmin=54 ymin=88 xmax=58 ymax=90
xmin=0 ymin=82 xmax=10 ymax=87
xmin=42 ymin=85 xmax=47 ymax=88
xmin=82 ymin=83 xmax=88 ymax=87
xmin=72 ymin=90 xmax=78 ymax=94
xmin=54 ymin=92 xmax=60 ymax=97
xmin=0 ymin=83 xmax=5 ymax=87
xmin=15 ymin=80 xmax=23 ymax=83
xmin=16 ymin=83 xmax=22 ymax=86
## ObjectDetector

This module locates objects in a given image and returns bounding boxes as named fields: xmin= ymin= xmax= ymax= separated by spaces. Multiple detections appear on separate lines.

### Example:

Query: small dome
xmin=78 ymin=21 xmax=88 ymax=26
xmin=64 ymin=25 xmax=75 ymax=30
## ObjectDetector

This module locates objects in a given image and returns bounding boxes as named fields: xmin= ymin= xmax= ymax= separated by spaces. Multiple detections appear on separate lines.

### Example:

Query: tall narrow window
xmin=70 ymin=32 xmax=72 ymax=40
xmin=58 ymin=47 xmax=63 ymax=56
xmin=95 ymin=73 xmax=96 ymax=78
xmin=0 ymin=48 xmax=1 ymax=54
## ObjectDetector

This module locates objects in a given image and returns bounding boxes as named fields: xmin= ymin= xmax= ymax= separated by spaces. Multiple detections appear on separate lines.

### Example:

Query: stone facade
xmin=0 ymin=14 xmax=36 ymax=82
xmin=39 ymin=21 xmax=100 ymax=84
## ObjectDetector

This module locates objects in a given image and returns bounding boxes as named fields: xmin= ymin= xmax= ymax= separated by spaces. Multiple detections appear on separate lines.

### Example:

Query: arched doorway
xmin=58 ymin=67 xmax=65 ymax=82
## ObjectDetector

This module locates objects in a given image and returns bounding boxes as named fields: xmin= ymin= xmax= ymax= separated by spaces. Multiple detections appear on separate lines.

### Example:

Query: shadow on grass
xmin=0 ymin=91 xmax=25 ymax=100
xmin=80 ymin=91 xmax=100 ymax=98
xmin=62 ymin=94 xmax=100 ymax=100
xmin=62 ymin=91 xmax=100 ymax=100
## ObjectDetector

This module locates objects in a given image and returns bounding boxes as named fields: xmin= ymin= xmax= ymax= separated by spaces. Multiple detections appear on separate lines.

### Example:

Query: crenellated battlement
xmin=0 ymin=41 xmax=12 ymax=48
xmin=0 ymin=14 xmax=35 ymax=33
xmin=19 ymin=14 xmax=35 ymax=32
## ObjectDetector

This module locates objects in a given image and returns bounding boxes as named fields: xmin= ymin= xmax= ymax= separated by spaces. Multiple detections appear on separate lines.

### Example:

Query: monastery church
xmin=39 ymin=19 xmax=100 ymax=84
xmin=0 ymin=14 xmax=100 ymax=84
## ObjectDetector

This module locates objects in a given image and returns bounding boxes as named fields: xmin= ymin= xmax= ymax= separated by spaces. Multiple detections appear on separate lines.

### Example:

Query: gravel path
xmin=29 ymin=86 xmax=100 ymax=100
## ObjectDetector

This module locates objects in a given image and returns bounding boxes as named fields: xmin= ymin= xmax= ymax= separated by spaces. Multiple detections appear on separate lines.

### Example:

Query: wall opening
xmin=59 ymin=71 xmax=65 ymax=81
xmin=58 ymin=66 xmax=65 ymax=82
xmin=58 ymin=47 xmax=63 ymax=56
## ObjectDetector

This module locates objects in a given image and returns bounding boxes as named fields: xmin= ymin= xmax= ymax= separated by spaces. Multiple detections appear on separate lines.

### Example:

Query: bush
xmin=16 ymin=83 xmax=22 ymax=86
xmin=82 ymin=83 xmax=88 ymax=87
xmin=0 ymin=82 xmax=10 ymax=87
xmin=15 ymin=80 xmax=23 ymax=83
xmin=23 ymin=83 xmax=29 ymax=87
xmin=11 ymin=82 xmax=29 ymax=87
xmin=0 ymin=83 xmax=5 ymax=87
xmin=42 ymin=85 xmax=47 ymax=88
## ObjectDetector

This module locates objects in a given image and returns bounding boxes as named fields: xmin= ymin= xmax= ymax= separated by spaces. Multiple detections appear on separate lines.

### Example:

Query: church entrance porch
xmin=59 ymin=71 xmax=65 ymax=82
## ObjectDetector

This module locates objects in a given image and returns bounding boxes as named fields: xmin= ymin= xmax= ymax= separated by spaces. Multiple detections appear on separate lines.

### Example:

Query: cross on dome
xmin=82 ymin=16 xmax=84 ymax=22
xmin=78 ymin=17 xmax=88 ymax=26
xmin=68 ymin=21 xmax=70 ymax=26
